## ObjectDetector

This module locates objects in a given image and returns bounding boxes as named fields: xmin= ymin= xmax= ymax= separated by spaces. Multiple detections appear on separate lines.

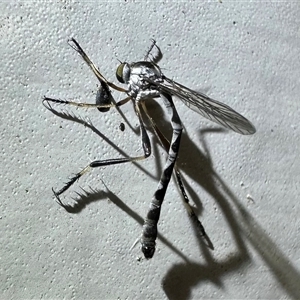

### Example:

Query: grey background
xmin=1 ymin=2 xmax=299 ymax=299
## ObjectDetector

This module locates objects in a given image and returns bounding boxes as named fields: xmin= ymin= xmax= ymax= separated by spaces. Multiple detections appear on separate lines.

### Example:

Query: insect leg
xmin=144 ymin=39 xmax=163 ymax=64
xmin=140 ymin=101 xmax=207 ymax=239
xmin=141 ymin=93 xmax=182 ymax=259
xmin=68 ymin=38 xmax=126 ymax=92
xmin=53 ymin=101 xmax=151 ymax=206
xmin=94 ymin=70 xmax=136 ymax=133
xmin=42 ymin=95 xmax=131 ymax=110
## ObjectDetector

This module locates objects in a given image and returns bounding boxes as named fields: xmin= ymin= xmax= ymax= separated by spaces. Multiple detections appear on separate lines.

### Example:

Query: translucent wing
xmin=156 ymin=76 xmax=256 ymax=135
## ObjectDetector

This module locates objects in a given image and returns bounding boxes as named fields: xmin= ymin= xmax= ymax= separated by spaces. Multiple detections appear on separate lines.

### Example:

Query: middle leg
xmin=52 ymin=100 xmax=151 ymax=206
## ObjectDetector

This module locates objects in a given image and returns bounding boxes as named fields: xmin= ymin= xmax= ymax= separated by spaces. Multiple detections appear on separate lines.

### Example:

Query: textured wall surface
xmin=1 ymin=2 xmax=299 ymax=299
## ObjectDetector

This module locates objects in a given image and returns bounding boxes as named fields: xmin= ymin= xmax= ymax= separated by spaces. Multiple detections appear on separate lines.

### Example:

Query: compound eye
xmin=116 ymin=62 xmax=130 ymax=84
xmin=116 ymin=63 xmax=126 ymax=83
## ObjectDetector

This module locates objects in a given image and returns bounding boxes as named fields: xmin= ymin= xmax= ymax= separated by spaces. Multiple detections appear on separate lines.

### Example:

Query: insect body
xmin=116 ymin=61 xmax=163 ymax=100
xmin=43 ymin=38 xmax=255 ymax=259
xmin=117 ymin=60 xmax=255 ymax=135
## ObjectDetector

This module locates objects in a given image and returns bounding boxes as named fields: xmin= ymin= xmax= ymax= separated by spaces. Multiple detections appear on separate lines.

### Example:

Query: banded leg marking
xmin=141 ymin=93 xmax=183 ymax=259
xmin=140 ymin=101 xmax=207 ymax=256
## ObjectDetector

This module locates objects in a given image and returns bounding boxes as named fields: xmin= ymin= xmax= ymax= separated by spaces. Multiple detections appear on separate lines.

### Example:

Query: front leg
xmin=68 ymin=38 xmax=126 ymax=93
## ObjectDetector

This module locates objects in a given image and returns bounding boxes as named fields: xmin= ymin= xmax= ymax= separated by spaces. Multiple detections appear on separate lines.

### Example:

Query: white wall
xmin=1 ymin=2 xmax=299 ymax=299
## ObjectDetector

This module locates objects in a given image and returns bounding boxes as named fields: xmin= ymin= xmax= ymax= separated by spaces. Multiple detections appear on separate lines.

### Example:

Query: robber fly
xmin=43 ymin=38 xmax=255 ymax=259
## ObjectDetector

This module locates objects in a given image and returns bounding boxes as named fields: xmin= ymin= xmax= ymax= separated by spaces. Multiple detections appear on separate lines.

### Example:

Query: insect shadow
xmin=44 ymin=39 xmax=300 ymax=298
xmin=159 ymin=128 xmax=300 ymax=300
xmin=160 ymin=130 xmax=251 ymax=299
xmin=44 ymin=104 xmax=156 ymax=181
xmin=45 ymin=97 xmax=300 ymax=300
xmin=44 ymin=101 xmax=213 ymax=259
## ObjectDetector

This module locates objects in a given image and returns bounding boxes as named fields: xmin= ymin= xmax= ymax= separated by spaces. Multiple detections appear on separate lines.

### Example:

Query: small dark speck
xmin=233 ymin=21 xmax=236 ymax=25
xmin=119 ymin=123 xmax=125 ymax=132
